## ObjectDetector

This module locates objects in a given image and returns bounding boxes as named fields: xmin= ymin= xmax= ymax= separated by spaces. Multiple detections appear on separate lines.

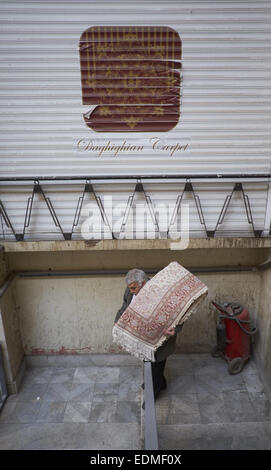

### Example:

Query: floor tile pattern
xmin=157 ymin=354 xmax=271 ymax=450
xmin=1 ymin=353 xmax=271 ymax=450
xmin=0 ymin=355 xmax=142 ymax=449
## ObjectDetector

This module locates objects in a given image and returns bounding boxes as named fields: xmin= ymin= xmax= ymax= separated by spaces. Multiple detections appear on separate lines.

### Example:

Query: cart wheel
xmin=228 ymin=357 xmax=244 ymax=375
xmin=211 ymin=346 xmax=221 ymax=358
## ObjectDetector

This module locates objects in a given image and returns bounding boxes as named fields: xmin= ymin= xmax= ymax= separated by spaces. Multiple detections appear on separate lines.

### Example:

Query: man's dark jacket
xmin=114 ymin=285 xmax=183 ymax=362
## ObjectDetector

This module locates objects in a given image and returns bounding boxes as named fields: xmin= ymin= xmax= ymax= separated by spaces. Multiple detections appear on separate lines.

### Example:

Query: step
xmin=158 ymin=421 xmax=271 ymax=450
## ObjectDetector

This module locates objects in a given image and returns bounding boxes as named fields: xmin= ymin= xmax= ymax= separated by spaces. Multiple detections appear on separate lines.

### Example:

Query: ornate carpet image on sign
xmin=79 ymin=26 xmax=182 ymax=132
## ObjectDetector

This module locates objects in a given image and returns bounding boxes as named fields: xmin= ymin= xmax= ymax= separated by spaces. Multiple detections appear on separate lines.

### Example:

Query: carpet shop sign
xmin=76 ymin=137 xmax=189 ymax=158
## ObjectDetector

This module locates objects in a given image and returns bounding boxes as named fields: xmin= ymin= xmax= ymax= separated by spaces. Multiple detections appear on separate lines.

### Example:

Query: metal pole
xmin=17 ymin=266 xmax=258 ymax=279
xmin=144 ymin=360 xmax=159 ymax=450
xmin=0 ymin=173 xmax=270 ymax=182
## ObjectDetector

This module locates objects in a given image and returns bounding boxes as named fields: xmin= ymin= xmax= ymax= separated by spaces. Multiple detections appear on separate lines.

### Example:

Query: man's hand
xmin=163 ymin=327 xmax=176 ymax=337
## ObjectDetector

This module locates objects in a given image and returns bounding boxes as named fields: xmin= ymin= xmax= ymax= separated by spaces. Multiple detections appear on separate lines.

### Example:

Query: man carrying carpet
xmin=114 ymin=268 xmax=183 ymax=400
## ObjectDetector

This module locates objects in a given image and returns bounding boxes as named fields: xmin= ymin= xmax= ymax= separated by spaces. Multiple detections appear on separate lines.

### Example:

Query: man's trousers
xmin=151 ymin=359 xmax=167 ymax=399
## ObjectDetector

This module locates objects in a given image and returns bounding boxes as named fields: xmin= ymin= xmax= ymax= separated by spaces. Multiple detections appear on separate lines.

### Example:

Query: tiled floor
xmin=0 ymin=353 xmax=271 ymax=450
xmin=157 ymin=353 xmax=271 ymax=450
xmin=0 ymin=355 xmax=143 ymax=450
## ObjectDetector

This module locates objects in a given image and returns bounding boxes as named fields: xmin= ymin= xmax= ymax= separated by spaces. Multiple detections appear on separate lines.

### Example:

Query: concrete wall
xmin=5 ymin=245 xmax=270 ymax=273
xmin=13 ymin=276 xmax=124 ymax=355
xmin=0 ymin=286 xmax=24 ymax=386
xmin=0 ymin=252 xmax=24 ymax=393
xmin=4 ymin=239 xmax=264 ymax=356
xmin=12 ymin=271 xmax=261 ymax=356
xmin=255 ymin=266 xmax=271 ymax=390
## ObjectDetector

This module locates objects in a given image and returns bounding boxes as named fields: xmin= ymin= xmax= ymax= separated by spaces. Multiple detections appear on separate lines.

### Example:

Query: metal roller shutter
xmin=0 ymin=1 xmax=270 ymax=239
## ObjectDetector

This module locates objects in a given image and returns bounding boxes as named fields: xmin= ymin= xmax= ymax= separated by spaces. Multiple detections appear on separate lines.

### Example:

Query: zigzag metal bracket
xmin=0 ymin=177 xmax=266 ymax=241
xmin=214 ymin=183 xmax=262 ymax=238
xmin=167 ymin=181 xmax=212 ymax=237
xmin=22 ymin=181 xmax=71 ymax=241
xmin=71 ymin=180 xmax=116 ymax=240
xmin=0 ymin=200 xmax=21 ymax=241
xmin=119 ymin=179 xmax=161 ymax=238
